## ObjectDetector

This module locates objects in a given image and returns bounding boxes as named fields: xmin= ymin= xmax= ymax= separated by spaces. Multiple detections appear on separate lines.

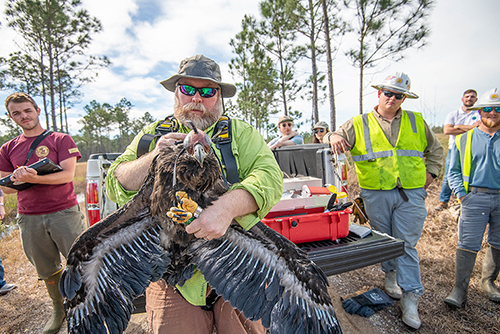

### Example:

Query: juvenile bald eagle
xmin=60 ymin=126 xmax=342 ymax=334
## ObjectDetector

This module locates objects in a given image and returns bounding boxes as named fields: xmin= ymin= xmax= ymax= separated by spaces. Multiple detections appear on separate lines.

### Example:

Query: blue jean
xmin=361 ymin=188 xmax=428 ymax=295
xmin=458 ymin=190 xmax=500 ymax=251
xmin=439 ymin=150 xmax=452 ymax=203
xmin=0 ymin=256 xmax=6 ymax=288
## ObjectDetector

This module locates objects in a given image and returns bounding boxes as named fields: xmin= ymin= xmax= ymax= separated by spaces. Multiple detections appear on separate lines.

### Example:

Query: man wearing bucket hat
xmin=445 ymin=88 xmax=500 ymax=309
xmin=267 ymin=115 xmax=304 ymax=150
xmin=434 ymin=89 xmax=480 ymax=212
xmin=325 ymin=71 xmax=443 ymax=329
xmin=312 ymin=121 xmax=330 ymax=143
xmin=106 ymin=55 xmax=282 ymax=334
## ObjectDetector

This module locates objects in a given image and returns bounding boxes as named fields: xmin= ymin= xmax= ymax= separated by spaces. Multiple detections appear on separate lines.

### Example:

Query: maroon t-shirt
xmin=0 ymin=132 xmax=82 ymax=215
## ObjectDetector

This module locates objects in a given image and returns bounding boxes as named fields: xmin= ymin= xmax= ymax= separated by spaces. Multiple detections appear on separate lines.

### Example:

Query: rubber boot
xmin=481 ymin=246 xmax=500 ymax=302
xmin=42 ymin=271 xmax=66 ymax=334
xmin=400 ymin=291 xmax=421 ymax=329
xmin=444 ymin=249 xmax=477 ymax=308
xmin=385 ymin=270 xmax=402 ymax=299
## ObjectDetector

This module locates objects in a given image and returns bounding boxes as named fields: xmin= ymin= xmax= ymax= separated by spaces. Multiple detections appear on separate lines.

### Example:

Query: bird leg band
xmin=167 ymin=191 xmax=203 ymax=225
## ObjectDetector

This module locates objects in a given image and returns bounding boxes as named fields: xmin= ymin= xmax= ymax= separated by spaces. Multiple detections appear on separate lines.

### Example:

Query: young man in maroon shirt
xmin=0 ymin=92 xmax=86 ymax=334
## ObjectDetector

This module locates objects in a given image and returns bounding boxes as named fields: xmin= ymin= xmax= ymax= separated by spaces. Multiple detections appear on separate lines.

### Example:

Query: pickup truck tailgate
xmin=299 ymin=230 xmax=405 ymax=276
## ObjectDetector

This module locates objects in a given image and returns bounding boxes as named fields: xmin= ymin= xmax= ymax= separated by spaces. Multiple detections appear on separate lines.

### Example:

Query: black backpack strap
xmin=136 ymin=116 xmax=179 ymax=158
xmin=24 ymin=130 xmax=53 ymax=166
xmin=212 ymin=116 xmax=239 ymax=184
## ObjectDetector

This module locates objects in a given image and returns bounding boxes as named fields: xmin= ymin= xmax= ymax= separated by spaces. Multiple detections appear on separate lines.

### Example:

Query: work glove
xmin=167 ymin=191 xmax=201 ymax=224
xmin=352 ymin=197 xmax=368 ymax=225
xmin=342 ymin=288 xmax=395 ymax=317
xmin=329 ymin=201 xmax=353 ymax=212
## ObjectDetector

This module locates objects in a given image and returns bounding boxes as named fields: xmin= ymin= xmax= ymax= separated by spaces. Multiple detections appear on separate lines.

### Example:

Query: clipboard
xmin=0 ymin=158 xmax=63 ymax=191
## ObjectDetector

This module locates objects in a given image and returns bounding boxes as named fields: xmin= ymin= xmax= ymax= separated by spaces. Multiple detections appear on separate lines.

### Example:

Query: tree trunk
xmin=309 ymin=0 xmax=319 ymax=123
xmin=322 ymin=0 xmax=336 ymax=130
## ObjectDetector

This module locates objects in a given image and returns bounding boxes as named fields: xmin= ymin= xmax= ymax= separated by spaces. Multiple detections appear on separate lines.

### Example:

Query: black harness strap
xmin=212 ymin=116 xmax=239 ymax=184
xmin=136 ymin=116 xmax=179 ymax=158
xmin=136 ymin=115 xmax=239 ymax=184
xmin=24 ymin=130 xmax=53 ymax=166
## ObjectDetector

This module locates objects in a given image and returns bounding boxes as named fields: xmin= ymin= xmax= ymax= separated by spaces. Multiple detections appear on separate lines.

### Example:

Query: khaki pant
xmin=146 ymin=280 xmax=266 ymax=334
xmin=18 ymin=205 xmax=86 ymax=279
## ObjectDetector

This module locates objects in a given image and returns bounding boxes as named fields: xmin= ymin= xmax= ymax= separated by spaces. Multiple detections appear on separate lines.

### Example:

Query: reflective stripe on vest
xmin=351 ymin=110 xmax=427 ymax=190
xmin=456 ymin=129 xmax=474 ymax=193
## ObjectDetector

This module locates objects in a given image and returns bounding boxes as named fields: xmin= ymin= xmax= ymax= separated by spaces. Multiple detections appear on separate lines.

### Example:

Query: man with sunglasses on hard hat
xmin=325 ymin=72 xmax=443 ymax=330
xmin=445 ymin=88 xmax=500 ymax=310
xmin=267 ymin=115 xmax=304 ymax=150
xmin=106 ymin=55 xmax=282 ymax=334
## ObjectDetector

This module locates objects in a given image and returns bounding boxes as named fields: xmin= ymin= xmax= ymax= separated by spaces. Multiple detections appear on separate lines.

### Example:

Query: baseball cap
xmin=278 ymin=116 xmax=293 ymax=124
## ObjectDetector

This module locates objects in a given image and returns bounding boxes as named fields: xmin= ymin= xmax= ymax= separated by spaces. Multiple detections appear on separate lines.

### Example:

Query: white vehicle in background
xmin=85 ymin=153 xmax=121 ymax=227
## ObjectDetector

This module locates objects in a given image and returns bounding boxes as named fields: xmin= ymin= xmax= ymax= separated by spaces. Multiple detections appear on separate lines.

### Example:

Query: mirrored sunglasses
xmin=382 ymin=90 xmax=405 ymax=100
xmin=313 ymin=128 xmax=325 ymax=133
xmin=178 ymin=84 xmax=219 ymax=98
xmin=482 ymin=106 xmax=500 ymax=113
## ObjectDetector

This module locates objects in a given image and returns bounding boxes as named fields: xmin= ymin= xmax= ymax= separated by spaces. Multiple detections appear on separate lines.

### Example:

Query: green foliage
xmin=73 ymin=98 xmax=157 ymax=160
xmin=344 ymin=0 xmax=434 ymax=114
xmin=229 ymin=15 xmax=279 ymax=133
xmin=0 ymin=113 xmax=22 ymax=146
xmin=256 ymin=0 xmax=306 ymax=116
xmin=3 ymin=0 xmax=109 ymax=132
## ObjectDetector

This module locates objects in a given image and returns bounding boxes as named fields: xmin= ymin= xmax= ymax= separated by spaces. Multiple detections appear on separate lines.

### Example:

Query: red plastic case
xmin=262 ymin=207 xmax=352 ymax=243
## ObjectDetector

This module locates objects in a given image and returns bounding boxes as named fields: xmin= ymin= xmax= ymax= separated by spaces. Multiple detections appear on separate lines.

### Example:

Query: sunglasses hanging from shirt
xmin=178 ymin=84 xmax=219 ymax=98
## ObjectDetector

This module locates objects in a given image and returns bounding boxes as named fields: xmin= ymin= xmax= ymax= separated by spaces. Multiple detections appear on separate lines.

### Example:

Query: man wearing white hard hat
xmin=445 ymin=88 xmax=500 ymax=309
xmin=326 ymin=72 xmax=443 ymax=329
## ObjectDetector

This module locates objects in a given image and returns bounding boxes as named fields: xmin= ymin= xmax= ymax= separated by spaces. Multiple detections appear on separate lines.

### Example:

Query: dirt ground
xmin=1 ymin=169 xmax=500 ymax=333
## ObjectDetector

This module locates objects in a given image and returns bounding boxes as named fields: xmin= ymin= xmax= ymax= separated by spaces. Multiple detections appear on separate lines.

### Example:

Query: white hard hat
xmin=372 ymin=72 xmax=419 ymax=99
xmin=468 ymin=88 xmax=500 ymax=110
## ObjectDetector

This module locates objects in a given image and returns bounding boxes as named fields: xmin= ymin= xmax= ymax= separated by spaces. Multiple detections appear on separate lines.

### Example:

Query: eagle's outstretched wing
xmin=60 ymin=174 xmax=172 ymax=334
xmin=190 ymin=222 xmax=342 ymax=334
xmin=61 ymin=126 xmax=343 ymax=334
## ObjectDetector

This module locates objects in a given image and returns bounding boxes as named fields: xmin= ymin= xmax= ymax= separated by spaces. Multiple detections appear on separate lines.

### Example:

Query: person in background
xmin=312 ymin=121 xmax=330 ymax=143
xmin=434 ymin=89 xmax=480 ymax=211
xmin=0 ymin=188 xmax=17 ymax=296
xmin=445 ymin=88 xmax=500 ymax=308
xmin=267 ymin=115 xmax=304 ymax=150
xmin=326 ymin=72 xmax=443 ymax=329
xmin=0 ymin=92 xmax=86 ymax=334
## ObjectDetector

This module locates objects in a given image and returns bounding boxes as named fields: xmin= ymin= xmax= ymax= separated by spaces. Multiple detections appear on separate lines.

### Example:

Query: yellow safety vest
xmin=455 ymin=129 xmax=474 ymax=193
xmin=351 ymin=110 xmax=427 ymax=190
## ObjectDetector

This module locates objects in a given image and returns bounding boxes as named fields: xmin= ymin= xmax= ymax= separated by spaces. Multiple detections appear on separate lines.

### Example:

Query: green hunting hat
xmin=160 ymin=55 xmax=237 ymax=98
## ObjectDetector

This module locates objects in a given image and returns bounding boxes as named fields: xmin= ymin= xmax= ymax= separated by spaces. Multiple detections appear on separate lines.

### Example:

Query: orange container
xmin=262 ymin=207 xmax=351 ymax=243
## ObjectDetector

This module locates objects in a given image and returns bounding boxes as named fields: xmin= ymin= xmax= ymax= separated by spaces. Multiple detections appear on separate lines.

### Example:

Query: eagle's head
xmin=183 ymin=121 xmax=212 ymax=167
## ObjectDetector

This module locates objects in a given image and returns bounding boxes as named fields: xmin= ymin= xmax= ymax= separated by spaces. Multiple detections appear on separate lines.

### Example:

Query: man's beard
xmin=174 ymin=95 xmax=223 ymax=131
xmin=19 ymin=117 xmax=39 ymax=131
xmin=482 ymin=116 xmax=500 ymax=129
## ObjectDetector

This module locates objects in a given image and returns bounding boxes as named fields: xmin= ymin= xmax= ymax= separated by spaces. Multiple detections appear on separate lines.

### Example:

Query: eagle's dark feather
xmin=60 ymin=129 xmax=342 ymax=334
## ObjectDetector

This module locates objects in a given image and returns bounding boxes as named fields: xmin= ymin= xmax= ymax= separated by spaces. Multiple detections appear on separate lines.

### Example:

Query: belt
xmin=469 ymin=186 xmax=500 ymax=194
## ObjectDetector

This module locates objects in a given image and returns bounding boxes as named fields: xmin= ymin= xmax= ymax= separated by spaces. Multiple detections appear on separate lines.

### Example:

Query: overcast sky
xmin=0 ymin=0 xmax=499 ymax=137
